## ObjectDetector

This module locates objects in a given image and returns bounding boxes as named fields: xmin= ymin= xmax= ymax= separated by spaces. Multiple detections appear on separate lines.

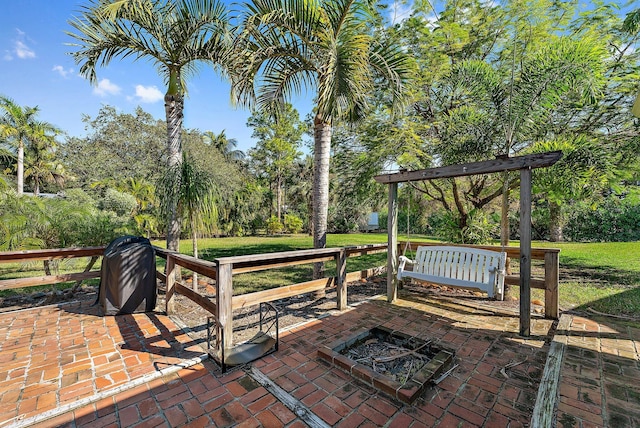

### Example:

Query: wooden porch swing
xmin=374 ymin=151 xmax=563 ymax=337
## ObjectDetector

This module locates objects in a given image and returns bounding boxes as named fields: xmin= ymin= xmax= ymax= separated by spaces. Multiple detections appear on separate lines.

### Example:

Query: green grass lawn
xmin=531 ymin=241 xmax=640 ymax=315
xmin=2 ymin=234 xmax=639 ymax=316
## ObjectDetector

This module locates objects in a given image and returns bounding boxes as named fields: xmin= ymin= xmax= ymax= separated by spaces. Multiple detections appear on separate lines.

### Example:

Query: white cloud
xmin=15 ymin=41 xmax=35 ymax=59
xmin=134 ymin=85 xmax=163 ymax=103
xmin=93 ymin=78 xmax=121 ymax=96
xmin=52 ymin=65 xmax=74 ymax=78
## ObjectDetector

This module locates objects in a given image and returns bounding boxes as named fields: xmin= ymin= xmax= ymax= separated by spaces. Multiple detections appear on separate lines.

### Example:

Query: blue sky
xmin=1 ymin=0 xmax=413 ymax=152
xmin=0 ymin=1 xmax=316 ymax=152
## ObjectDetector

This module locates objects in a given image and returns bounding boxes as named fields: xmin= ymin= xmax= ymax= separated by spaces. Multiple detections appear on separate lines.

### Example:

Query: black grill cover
xmin=99 ymin=235 xmax=156 ymax=315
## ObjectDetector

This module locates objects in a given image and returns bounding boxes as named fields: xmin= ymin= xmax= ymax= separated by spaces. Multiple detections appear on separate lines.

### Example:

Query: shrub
xmin=565 ymin=198 xmax=640 ymax=242
xmin=283 ymin=213 xmax=303 ymax=233
xmin=266 ymin=216 xmax=284 ymax=234
xmin=432 ymin=209 xmax=498 ymax=244
xmin=100 ymin=188 xmax=137 ymax=216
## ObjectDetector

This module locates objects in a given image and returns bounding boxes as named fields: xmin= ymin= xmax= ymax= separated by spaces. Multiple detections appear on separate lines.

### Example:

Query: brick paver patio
xmin=1 ymin=288 xmax=638 ymax=427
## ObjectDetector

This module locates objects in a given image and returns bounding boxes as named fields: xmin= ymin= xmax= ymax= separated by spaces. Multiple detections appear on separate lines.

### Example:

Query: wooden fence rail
xmin=156 ymin=244 xmax=388 ymax=348
xmin=0 ymin=241 xmax=558 ymax=352
xmin=0 ymin=247 xmax=105 ymax=291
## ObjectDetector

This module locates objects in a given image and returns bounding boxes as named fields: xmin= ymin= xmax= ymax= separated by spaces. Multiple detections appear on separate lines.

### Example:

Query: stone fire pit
xmin=318 ymin=326 xmax=455 ymax=404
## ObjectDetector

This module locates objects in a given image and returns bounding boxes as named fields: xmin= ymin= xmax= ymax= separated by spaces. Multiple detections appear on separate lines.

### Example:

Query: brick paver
xmin=2 ymin=288 xmax=638 ymax=426
xmin=554 ymin=313 xmax=640 ymax=427
xmin=0 ymin=300 xmax=202 ymax=426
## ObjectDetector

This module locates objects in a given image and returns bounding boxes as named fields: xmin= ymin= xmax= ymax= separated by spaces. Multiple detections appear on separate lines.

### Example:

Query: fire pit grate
xmin=318 ymin=326 xmax=454 ymax=403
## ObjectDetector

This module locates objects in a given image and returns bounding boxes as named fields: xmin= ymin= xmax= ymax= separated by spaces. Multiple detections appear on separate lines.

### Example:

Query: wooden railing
xmin=156 ymin=244 xmax=388 ymax=347
xmin=400 ymin=242 xmax=560 ymax=319
xmin=0 ymin=241 xmax=559 ymax=342
xmin=0 ymin=247 xmax=105 ymax=291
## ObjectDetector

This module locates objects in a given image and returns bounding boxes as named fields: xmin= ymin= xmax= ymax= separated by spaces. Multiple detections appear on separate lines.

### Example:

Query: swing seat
xmin=398 ymin=246 xmax=506 ymax=300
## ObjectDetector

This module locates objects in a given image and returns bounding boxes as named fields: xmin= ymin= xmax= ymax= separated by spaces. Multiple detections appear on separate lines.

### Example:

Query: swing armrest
xmin=399 ymin=255 xmax=415 ymax=265
xmin=397 ymin=255 xmax=415 ymax=280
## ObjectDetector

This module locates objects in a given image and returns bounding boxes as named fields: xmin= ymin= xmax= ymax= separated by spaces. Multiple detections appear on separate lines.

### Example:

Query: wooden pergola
xmin=374 ymin=151 xmax=563 ymax=336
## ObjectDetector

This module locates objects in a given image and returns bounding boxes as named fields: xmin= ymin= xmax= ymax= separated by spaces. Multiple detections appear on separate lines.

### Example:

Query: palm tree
xmin=24 ymin=122 xmax=67 ymax=196
xmin=68 ymin=0 xmax=230 ymax=251
xmin=0 ymin=97 xmax=58 ymax=195
xmin=204 ymin=130 xmax=245 ymax=161
xmin=158 ymin=151 xmax=217 ymax=288
xmin=116 ymin=177 xmax=156 ymax=214
xmin=234 ymin=0 xmax=413 ymax=277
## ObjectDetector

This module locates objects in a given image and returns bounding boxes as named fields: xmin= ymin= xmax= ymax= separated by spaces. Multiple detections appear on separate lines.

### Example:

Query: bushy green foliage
xmin=0 ymin=190 xmax=129 ymax=250
xmin=565 ymin=198 xmax=640 ymax=242
xmin=100 ymin=188 xmax=137 ymax=217
xmin=430 ymin=210 xmax=498 ymax=244
xmin=266 ymin=216 xmax=284 ymax=234
xmin=283 ymin=213 xmax=303 ymax=233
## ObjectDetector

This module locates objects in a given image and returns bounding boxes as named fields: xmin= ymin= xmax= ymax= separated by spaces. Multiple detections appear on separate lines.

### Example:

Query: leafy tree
xmin=530 ymin=136 xmax=613 ymax=241
xmin=61 ymin=106 xmax=167 ymax=187
xmin=373 ymin=0 xmax=612 ymax=242
xmin=68 ymin=0 xmax=231 ymax=251
xmin=0 ymin=97 xmax=60 ymax=195
xmin=247 ymin=103 xmax=304 ymax=221
xmin=234 ymin=0 xmax=413 ymax=277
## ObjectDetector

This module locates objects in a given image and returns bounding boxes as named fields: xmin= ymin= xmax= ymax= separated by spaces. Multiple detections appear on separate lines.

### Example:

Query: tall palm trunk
xmin=165 ymin=71 xmax=184 ymax=252
xmin=312 ymin=115 xmax=331 ymax=292
xmin=17 ymin=143 xmax=24 ymax=195
xmin=549 ymin=201 xmax=564 ymax=242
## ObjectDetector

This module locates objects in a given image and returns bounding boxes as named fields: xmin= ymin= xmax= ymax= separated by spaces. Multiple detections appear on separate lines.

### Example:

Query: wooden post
xmin=216 ymin=261 xmax=234 ymax=348
xmin=336 ymin=248 xmax=347 ymax=310
xmin=545 ymin=252 xmax=559 ymax=319
xmin=165 ymin=255 xmax=176 ymax=315
xmin=387 ymin=183 xmax=398 ymax=302
xmin=520 ymin=167 xmax=532 ymax=336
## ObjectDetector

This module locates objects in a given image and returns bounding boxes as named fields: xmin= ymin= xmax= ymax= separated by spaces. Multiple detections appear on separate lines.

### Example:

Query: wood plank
xmin=231 ymin=256 xmax=336 ymax=274
xmin=217 ymin=262 xmax=234 ymax=346
xmin=0 ymin=271 xmax=100 ymax=290
xmin=530 ymin=314 xmax=571 ymax=428
xmin=175 ymin=282 xmax=217 ymax=315
xmin=337 ymin=249 xmax=347 ymax=310
xmin=0 ymin=246 xmax=105 ymax=263
xmin=345 ymin=266 xmax=385 ymax=282
xmin=344 ymin=244 xmax=388 ymax=257
xmin=374 ymin=151 xmax=563 ymax=184
xmin=520 ymin=167 xmax=532 ymax=336
xmin=504 ymin=275 xmax=545 ymax=289
xmin=166 ymin=255 xmax=176 ymax=315
xmin=388 ymin=183 xmax=399 ymax=303
xmin=215 ymin=247 xmax=342 ymax=267
xmin=232 ymin=277 xmax=334 ymax=310
xmin=154 ymin=250 xmax=217 ymax=278
xmin=250 ymin=367 xmax=331 ymax=428
xmin=545 ymin=252 xmax=560 ymax=320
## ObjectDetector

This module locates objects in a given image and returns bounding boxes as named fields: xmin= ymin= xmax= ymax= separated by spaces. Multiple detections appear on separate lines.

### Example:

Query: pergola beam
xmin=374 ymin=151 xmax=563 ymax=184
